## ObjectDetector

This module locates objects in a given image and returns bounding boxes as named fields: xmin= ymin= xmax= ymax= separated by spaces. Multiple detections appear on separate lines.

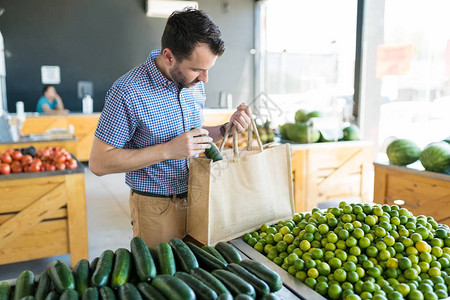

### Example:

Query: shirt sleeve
xmin=95 ymin=85 xmax=137 ymax=148
xmin=36 ymin=96 xmax=49 ymax=113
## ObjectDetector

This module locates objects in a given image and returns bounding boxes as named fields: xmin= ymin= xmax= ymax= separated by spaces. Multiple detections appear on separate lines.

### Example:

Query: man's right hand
xmin=165 ymin=128 xmax=213 ymax=160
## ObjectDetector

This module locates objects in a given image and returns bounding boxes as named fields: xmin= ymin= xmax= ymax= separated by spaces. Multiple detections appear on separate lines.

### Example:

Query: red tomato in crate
xmin=4 ymin=148 xmax=14 ymax=155
xmin=45 ymin=164 xmax=56 ymax=171
xmin=55 ymin=162 xmax=66 ymax=170
xmin=10 ymin=161 xmax=22 ymax=173
xmin=11 ymin=166 xmax=23 ymax=173
xmin=66 ymin=158 xmax=78 ymax=170
xmin=21 ymin=154 xmax=33 ymax=166
xmin=11 ymin=150 xmax=23 ymax=161
xmin=1 ymin=152 xmax=12 ymax=164
xmin=29 ymin=158 xmax=42 ymax=172
xmin=51 ymin=146 xmax=61 ymax=153
xmin=54 ymin=154 xmax=66 ymax=164
xmin=28 ymin=161 xmax=41 ymax=172
xmin=33 ymin=158 xmax=42 ymax=165
xmin=39 ymin=148 xmax=52 ymax=161
xmin=0 ymin=163 xmax=11 ymax=175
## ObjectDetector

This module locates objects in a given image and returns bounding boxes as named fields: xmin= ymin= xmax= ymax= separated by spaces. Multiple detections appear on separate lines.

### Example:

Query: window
xmin=360 ymin=0 xmax=450 ymax=157
xmin=257 ymin=0 xmax=358 ymax=127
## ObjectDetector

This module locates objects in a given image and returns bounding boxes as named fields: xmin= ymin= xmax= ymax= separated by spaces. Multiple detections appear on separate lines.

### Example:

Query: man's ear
xmin=162 ymin=48 xmax=175 ymax=66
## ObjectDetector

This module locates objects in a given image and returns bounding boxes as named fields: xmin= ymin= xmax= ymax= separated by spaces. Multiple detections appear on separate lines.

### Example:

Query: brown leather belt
xmin=132 ymin=189 xmax=188 ymax=199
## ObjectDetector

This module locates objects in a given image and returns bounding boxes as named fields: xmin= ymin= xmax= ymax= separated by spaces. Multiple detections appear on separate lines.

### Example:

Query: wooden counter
xmin=290 ymin=141 xmax=373 ymax=212
xmin=374 ymin=162 xmax=450 ymax=226
xmin=0 ymin=164 xmax=89 ymax=267
xmin=20 ymin=113 xmax=100 ymax=161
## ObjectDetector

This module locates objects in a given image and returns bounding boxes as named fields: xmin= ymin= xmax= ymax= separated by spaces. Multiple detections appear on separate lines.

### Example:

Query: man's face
xmin=169 ymin=43 xmax=218 ymax=89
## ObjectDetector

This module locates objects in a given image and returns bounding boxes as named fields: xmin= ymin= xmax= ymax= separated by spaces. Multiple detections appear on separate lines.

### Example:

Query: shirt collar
xmin=145 ymin=49 xmax=179 ymax=93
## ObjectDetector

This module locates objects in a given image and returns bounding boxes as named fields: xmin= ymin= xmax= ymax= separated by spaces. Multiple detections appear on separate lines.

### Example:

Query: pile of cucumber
xmin=0 ymin=238 xmax=283 ymax=300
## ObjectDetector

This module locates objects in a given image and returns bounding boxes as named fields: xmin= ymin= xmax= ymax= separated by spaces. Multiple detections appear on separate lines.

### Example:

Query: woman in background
xmin=36 ymin=85 xmax=69 ymax=114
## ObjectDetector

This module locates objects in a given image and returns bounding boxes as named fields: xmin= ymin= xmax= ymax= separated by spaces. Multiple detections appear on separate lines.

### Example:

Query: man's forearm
xmin=89 ymin=140 xmax=170 ymax=176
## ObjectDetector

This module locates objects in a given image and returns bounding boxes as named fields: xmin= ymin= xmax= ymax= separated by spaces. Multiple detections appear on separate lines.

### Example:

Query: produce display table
xmin=373 ymin=162 xmax=450 ymax=226
xmin=289 ymin=140 xmax=373 ymax=212
xmin=0 ymin=163 xmax=88 ymax=267
xmin=20 ymin=113 xmax=100 ymax=161
xmin=230 ymin=238 xmax=326 ymax=300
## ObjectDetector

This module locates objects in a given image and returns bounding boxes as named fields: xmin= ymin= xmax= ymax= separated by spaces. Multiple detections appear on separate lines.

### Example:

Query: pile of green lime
xmin=243 ymin=203 xmax=450 ymax=300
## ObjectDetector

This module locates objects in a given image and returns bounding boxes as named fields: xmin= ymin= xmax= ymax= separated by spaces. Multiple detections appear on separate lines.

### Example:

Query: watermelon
xmin=287 ymin=122 xmax=320 ymax=143
xmin=386 ymin=139 xmax=421 ymax=166
xmin=419 ymin=141 xmax=450 ymax=173
xmin=294 ymin=109 xmax=308 ymax=123
xmin=342 ymin=125 xmax=360 ymax=141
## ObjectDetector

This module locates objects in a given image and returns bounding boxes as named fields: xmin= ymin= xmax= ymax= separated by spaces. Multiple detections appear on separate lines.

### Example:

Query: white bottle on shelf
xmin=82 ymin=94 xmax=93 ymax=114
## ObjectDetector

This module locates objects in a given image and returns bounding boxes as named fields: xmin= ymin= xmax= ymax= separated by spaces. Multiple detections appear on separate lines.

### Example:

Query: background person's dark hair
xmin=161 ymin=8 xmax=225 ymax=61
xmin=42 ymin=85 xmax=54 ymax=94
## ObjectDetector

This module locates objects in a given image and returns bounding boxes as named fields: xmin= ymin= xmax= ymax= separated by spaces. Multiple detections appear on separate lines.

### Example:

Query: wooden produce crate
xmin=291 ymin=141 xmax=373 ymax=212
xmin=374 ymin=162 xmax=450 ymax=226
xmin=21 ymin=113 xmax=100 ymax=161
xmin=230 ymin=238 xmax=326 ymax=300
xmin=0 ymin=164 xmax=88 ymax=267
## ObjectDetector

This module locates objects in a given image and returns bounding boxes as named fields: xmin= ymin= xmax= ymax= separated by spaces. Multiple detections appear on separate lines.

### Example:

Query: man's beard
xmin=170 ymin=65 xmax=199 ymax=88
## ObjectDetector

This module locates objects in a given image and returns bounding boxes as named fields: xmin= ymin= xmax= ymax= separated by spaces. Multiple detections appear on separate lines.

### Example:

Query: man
xmin=89 ymin=8 xmax=251 ymax=247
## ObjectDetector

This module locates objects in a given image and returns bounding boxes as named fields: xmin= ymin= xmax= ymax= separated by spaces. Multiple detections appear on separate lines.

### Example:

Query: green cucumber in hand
xmin=191 ymin=128 xmax=223 ymax=162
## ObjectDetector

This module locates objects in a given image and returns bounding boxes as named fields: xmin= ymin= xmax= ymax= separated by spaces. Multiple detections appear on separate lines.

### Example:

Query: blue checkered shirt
xmin=95 ymin=49 xmax=205 ymax=195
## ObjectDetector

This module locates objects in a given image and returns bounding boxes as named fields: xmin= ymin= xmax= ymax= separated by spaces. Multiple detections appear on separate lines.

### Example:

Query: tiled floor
xmin=0 ymin=164 xmax=133 ymax=281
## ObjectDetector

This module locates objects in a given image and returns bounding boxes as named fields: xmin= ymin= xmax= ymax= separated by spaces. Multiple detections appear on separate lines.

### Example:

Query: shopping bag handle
xmin=218 ymin=118 xmax=264 ymax=156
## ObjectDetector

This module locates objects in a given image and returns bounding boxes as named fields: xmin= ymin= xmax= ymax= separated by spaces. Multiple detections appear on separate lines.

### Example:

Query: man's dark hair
xmin=42 ymin=85 xmax=54 ymax=94
xmin=161 ymin=8 xmax=225 ymax=61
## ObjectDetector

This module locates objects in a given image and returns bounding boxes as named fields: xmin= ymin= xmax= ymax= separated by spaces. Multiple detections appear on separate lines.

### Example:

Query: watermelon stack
xmin=386 ymin=138 xmax=450 ymax=174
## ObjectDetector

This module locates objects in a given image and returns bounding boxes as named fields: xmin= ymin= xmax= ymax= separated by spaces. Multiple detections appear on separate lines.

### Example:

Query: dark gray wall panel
xmin=0 ymin=0 xmax=253 ymax=112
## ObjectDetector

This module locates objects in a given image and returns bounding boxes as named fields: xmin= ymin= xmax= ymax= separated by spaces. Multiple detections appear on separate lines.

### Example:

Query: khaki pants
xmin=129 ymin=190 xmax=187 ymax=248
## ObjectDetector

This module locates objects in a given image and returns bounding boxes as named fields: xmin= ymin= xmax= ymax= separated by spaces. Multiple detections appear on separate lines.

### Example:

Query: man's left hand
xmin=227 ymin=103 xmax=252 ymax=134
